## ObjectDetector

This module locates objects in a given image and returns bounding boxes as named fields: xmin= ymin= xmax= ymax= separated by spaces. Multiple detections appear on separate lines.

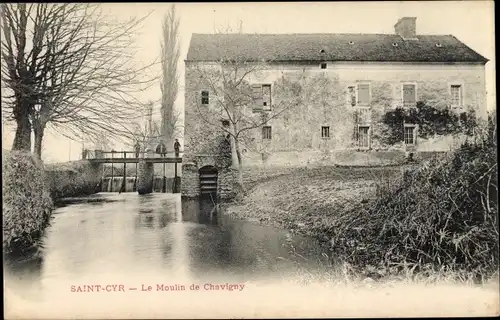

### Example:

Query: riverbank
xmin=224 ymin=165 xmax=405 ymax=240
xmin=3 ymin=153 xmax=101 ymax=256
xmin=224 ymin=131 xmax=498 ymax=283
xmin=3 ymin=151 xmax=53 ymax=255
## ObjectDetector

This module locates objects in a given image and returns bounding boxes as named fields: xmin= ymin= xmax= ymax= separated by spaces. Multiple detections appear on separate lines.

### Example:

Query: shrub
xmin=45 ymin=161 xmax=101 ymax=199
xmin=327 ymin=114 xmax=498 ymax=281
xmin=381 ymin=102 xmax=477 ymax=145
xmin=3 ymin=151 xmax=54 ymax=254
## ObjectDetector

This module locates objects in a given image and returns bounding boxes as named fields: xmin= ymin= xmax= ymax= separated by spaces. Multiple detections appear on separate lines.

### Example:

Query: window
xmin=262 ymin=126 xmax=272 ymax=140
xmin=451 ymin=85 xmax=463 ymax=107
xmin=347 ymin=84 xmax=370 ymax=107
xmin=321 ymin=126 xmax=330 ymax=139
xmin=201 ymin=90 xmax=209 ymax=105
xmin=357 ymin=83 xmax=371 ymax=105
xmin=320 ymin=63 xmax=327 ymax=69
xmin=404 ymin=125 xmax=417 ymax=145
xmin=221 ymin=119 xmax=230 ymax=127
xmin=402 ymin=84 xmax=416 ymax=107
xmin=252 ymin=84 xmax=272 ymax=111
xmin=347 ymin=86 xmax=356 ymax=107
xmin=358 ymin=126 xmax=370 ymax=148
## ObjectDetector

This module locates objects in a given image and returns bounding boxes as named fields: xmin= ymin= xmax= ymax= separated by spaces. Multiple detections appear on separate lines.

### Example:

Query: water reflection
xmin=182 ymin=198 xmax=220 ymax=225
xmin=5 ymin=194 xmax=330 ymax=301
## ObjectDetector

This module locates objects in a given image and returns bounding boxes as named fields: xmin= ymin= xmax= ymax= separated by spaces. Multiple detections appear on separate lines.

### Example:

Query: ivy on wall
xmin=380 ymin=101 xmax=478 ymax=145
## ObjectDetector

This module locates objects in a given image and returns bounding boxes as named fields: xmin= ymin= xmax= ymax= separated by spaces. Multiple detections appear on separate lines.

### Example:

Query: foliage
xmin=380 ymin=102 xmax=478 ymax=145
xmin=3 ymin=151 xmax=53 ymax=253
xmin=327 ymin=114 xmax=498 ymax=281
xmin=45 ymin=161 xmax=101 ymax=199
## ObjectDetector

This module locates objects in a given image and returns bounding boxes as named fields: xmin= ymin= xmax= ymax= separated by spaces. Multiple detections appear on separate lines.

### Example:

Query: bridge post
xmin=110 ymin=151 xmax=114 ymax=192
xmin=121 ymin=152 xmax=126 ymax=193
xmin=162 ymin=162 xmax=166 ymax=193
xmin=137 ymin=149 xmax=154 ymax=195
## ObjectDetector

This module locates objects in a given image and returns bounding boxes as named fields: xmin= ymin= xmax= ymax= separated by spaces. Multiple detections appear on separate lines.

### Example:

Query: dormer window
xmin=349 ymin=41 xmax=354 ymax=45
xmin=320 ymin=49 xmax=325 ymax=53
xmin=436 ymin=43 xmax=443 ymax=47
xmin=392 ymin=42 xmax=398 ymax=47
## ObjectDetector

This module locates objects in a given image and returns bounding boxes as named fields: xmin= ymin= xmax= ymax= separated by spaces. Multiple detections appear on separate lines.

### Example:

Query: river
xmin=4 ymin=193 xmax=498 ymax=318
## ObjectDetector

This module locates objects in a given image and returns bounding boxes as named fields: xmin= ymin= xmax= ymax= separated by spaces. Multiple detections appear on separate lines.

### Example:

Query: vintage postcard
xmin=2 ymin=1 xmax=499 ymax=319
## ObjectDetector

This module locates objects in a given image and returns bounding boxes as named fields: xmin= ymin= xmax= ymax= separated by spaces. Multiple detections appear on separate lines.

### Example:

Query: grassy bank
xmin=225 ymin=165 xmax=406 ymax=238
xmin=225 ymin=124 xmax=498 ymax=282
xmin=3 ymin=151 xmax=54 ymax=255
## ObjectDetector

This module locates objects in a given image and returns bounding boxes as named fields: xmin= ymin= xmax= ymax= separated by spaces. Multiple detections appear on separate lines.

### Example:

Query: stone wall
xmin=217 ymin=168 xmax=238 ymax=199
xmin=137 ymin=160 xmax=154 ymax=194
xmin=184 ymin=61 xmax=486 ymax=167
xmin=181 ymin=162 xmax=200 ymax=198
xmin=182 ymin=60 xmax=486 ymax=198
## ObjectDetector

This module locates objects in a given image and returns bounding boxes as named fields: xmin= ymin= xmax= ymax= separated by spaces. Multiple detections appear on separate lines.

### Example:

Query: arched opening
xmin=198 ymin=166 xmax=218 ymax=198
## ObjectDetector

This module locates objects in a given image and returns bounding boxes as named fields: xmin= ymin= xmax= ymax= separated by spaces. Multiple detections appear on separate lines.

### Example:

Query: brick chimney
xmin=394 ymin=17 xmax=417 ymax=39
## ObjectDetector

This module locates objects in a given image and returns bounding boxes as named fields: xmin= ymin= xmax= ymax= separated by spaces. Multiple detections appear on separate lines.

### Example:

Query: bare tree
xmin=1 ymin=3 xmax=38 ymax=151
xmin=1 ymin=4 xmax=158 ymax=157
xmin=127 ymin=100 xmax=161 ymax=152
xmin=93 ymin=131 xmax=114 ymax=151
xmin=160 ymin=4 xmax=181 ymax=147
xmin=189 ymin=34 xmax=317 ymax=190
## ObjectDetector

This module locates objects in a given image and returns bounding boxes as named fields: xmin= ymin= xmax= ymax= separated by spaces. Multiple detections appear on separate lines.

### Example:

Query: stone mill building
xmin=181 ymin=17 xmax=489 ymax=199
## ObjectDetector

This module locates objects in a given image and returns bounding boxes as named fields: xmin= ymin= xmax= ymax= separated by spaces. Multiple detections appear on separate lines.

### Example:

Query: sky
xmin=1 ymin=1 xmax=495 ymax=163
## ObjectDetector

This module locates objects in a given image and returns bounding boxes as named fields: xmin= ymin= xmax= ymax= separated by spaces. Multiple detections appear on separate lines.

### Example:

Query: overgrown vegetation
xmin=381 ymin=102 xmax=478 ymax=145
xmin=3 ymin=151 xmax=53 ymax=254
xmin=45 ymin=161 xmax=101 ymax=199
xmin=327 ymin=114 xmax=497 ymax=281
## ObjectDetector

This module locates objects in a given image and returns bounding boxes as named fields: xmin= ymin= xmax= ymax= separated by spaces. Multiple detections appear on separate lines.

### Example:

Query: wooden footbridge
xmin=84 ymin=150 xmax=183 ymax=194
xmin=86 ymin=150 xmax=183 ymax=164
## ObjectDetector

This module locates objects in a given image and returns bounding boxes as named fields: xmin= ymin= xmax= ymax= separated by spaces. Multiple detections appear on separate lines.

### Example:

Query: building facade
xmin=182 ymin=17 xmax=488 ymax=198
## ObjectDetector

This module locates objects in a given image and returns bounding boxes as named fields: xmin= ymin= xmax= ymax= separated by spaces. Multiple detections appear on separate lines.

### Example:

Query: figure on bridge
xmin=156 ymin=141 xmax=167 ymax=158
xmin=174 ymin=139 xmax=181 ymax=157
xmin=134 ymin=142 xmax=141 ymax=158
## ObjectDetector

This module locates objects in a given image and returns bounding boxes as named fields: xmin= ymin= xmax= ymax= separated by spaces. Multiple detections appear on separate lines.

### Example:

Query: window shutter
xmin=357 ymin=84 xmax=370 ymax=104
xmin=451 ymin=85 xmax=462 ymax=106
xmin=347 ymin=86 xmax=356 ymax=106
xmin=252 ymin=85 xmax=263 ymax=110
xmin=403 ymin=84 xmax=416 ymax=105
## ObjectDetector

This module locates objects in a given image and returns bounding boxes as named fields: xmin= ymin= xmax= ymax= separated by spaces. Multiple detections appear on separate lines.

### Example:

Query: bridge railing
xmin=84 ymin=150 xmax=184 ymax=160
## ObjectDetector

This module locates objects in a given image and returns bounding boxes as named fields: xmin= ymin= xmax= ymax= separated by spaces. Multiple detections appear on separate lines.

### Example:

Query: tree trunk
xmin=12 ymin=105 xmax=32 ymax=152
xmin=233 ymin=137 xmax=245 ymax=191
xmin=33 ymin=122 xmax=45 ymax=159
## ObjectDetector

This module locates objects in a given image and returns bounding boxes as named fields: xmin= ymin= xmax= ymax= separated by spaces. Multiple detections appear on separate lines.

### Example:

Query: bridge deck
xmin=88 ymin=157 xmax=182 ymax=164
xmin=85 ymin=150 xmax=183 ymax=164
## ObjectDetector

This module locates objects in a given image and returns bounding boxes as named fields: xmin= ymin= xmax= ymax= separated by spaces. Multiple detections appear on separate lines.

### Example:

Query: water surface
xmin=5 ymin=193 xmax=331 ymax=300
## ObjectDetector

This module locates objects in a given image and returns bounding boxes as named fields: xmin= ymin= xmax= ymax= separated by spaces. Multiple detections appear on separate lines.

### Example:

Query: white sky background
xmin=1 ymin=1 xmax=495 ymax=163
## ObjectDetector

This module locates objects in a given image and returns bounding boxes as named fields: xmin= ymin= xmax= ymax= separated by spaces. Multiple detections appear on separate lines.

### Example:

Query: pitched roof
xmin=186 ymin=33 xmax=488 ymax=64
